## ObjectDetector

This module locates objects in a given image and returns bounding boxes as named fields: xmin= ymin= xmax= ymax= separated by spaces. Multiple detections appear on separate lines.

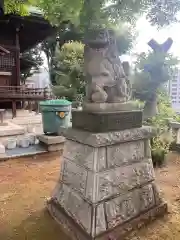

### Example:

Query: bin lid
xmin=40 ymin=99 xmax=71 ymax=106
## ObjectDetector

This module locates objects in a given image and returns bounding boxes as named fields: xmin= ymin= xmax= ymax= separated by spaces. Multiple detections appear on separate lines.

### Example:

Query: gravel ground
xmin=0 ymin=152 xmax=180 ymax=240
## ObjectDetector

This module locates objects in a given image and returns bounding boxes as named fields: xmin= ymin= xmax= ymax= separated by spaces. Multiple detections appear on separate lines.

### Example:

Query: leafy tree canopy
xmin=36 ymin=0 xmax=180 ymax=28
xmin=4 ymin=0 xmax=35 ymax=15
xmin=21 ymin=45 xmax=44 ymax=84
xmin=52 ymin=41 xmax=84 ymax=100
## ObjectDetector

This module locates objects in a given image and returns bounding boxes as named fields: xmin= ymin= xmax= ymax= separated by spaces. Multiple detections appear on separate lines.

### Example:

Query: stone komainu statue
xmin=84 ymin=29 xmax=131 ymax=104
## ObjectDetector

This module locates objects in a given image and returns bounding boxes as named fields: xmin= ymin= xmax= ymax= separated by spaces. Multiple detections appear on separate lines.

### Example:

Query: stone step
xmin=4 ymin=110 xmax=37 ymax=119
xmin=10 ymin=115 xmax=42 ymax=125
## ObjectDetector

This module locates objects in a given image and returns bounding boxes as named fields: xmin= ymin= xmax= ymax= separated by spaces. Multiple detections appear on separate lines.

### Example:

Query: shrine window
xmin=0 ymin=45 xmax=15 ymax=71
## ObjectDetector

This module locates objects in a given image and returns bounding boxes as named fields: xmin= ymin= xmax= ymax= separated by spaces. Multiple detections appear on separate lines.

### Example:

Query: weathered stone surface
xmin=84 ymin=29 xmax=131 ymax=104
xmin=48 ymin=125 xmax=166 ymax=239
xmin=144 ymin=139 xmax=152 ymax=158
xmin=64 ymin=140 xmax=95 ymax=170
xmin=54 ymin=183 xmax=92 ymax=234
xmin=63 ymin=140 xmax=106 ymax=171
xmin=107 ymin=140 xmax=144 ymax=168
xmin=83 ymin=102 xmax=139 ymax=112
xmin=62 ymin=159 xmax=88 ymax=195
xmin=48 ymin=143 xmax=64 ymax=152
xmin=72 ymin=110 xmax=142 ymax=132
xmin=62 ymin=157 xmax=155 ymax=202
xmin=47 ymin=200 xmax=89 ymax=240
xmin=95 ymin=147 xmax=107 ymax=171
xmin=152 ymin=183 xmax=163 ymax=205
xmin=67 ymin=190 xmax=92 ymax=233
xmin=105 ymin=184 xmax=155 ymax=230
xmin=55 ymin=183 xmax=70 ymax=208
xmin=105 ymin=191 xmax=138 ymax=229
xmin=64 ymin=126 xmax=156 ymax=147
xmin=47 ymin=198 xmax=167 ymax=240
xmin=85 ymin=170 xmax=96 ymax=202
xmin=95 ymin=204 xmax=107 ymax=236
xmin=139 ymin=184 xmax=155 ymax=212
xmin=96 ymin=203 xmax=167 ymax=240
xmin=38 ymin=134 xmax=65 ymax=145
xmin=96 ymin=159 xmax=155 ymax=201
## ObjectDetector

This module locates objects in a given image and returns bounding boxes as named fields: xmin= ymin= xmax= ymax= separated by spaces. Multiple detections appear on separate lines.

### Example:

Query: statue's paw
xmin=92 ymin=91 xmax=108 ymax=103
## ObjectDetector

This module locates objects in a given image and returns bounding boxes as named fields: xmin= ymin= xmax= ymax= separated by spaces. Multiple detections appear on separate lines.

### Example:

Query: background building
xmin=169 ymin=68 xmax=180 ymax=112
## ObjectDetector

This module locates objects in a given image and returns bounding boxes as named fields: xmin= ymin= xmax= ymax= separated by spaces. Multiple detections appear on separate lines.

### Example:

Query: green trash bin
xmin=39 ymin=99 xmax=72 ymax=135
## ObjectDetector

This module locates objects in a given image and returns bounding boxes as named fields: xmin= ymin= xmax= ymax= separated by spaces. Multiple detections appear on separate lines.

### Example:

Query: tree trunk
xmin=143 ymin=93 xmax=158 ymax=120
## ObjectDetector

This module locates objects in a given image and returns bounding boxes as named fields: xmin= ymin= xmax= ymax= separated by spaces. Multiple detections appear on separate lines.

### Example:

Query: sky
xmin=121 ymin=17 xmax=180 ymax=64
xmin=134 ymin=17 xmax=180 ymax=56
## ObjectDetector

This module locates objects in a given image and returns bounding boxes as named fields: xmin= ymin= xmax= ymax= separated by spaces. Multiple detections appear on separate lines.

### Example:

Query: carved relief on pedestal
xmin=63 ymin=140 xmax=107 ymax=171
xmin=62 ymin=160 xmax=88 ymax=195
xmin=97 ymin=160 xmax=154 ymax=201
xmin=95 ymin=204 xmax=107 ymax=235
xmin=63 ymin=140 xmax=95 ymax=170
xmin=107 ymin=140 xmax=145 ymax=168
xmin=139 ymin=184 xmax=155 ymax=211
xmin=105 ymin=184 xmax=156 ymax=230
xmin=105 ymin=191 xmax=138 ymax=229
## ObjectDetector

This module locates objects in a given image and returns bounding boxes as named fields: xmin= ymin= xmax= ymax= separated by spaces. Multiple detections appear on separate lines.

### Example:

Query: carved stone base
xmin=83 ymin=101 xmax=139 ymax=112
xmin=47 ymin=127 xmax=167 ymax=239
xmin=47 ymin=199 xmax=167 ymax=240
xmin=72 ymin=110 xmax=142 ymax=132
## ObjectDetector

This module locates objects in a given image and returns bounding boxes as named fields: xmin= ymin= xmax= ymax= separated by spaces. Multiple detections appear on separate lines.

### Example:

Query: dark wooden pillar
xmin=0 ymin=0 xmax=4 ymax=16
xmin=14 ymin=27 xmax=21 ymax=114
xmin=15 ymin=28 xmax=20 ymax=86
xmin=12 ymin=101 xmax=16 ymax=118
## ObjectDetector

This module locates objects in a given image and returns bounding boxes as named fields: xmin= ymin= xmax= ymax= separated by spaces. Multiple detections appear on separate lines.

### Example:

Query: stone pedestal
xmin=38 ymin=135 xmax=65 ymax=152
xmin=47 ymin=125 xmax=167 ymax=239
xmin=72 ymin=110 xmax=142 ymax=132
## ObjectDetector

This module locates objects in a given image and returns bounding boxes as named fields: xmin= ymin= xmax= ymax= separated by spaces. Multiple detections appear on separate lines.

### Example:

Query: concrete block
xmin=0 ymin=122 xmax=25 ymax=137
xmin=38 ymin=134 xmax=65 ymax=145
xmin=47 ymin=143 xmax=64 ymax=152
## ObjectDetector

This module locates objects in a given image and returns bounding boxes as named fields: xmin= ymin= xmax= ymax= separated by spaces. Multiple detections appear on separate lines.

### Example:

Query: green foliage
xmin=144 ymin=90 xmax=176 ymax=167
xmin=132 ymin=50 xmax=179 ymax=167
xmin=113 ymin=24 xmax=136 ymax=55
xmin=37 ymin=0 xmax=83 ymax=25
xmin=52 ymin=41 xmax=84 ymax=100
xmin=4 ymin=0 xmax=33 ymax=15
xmin=148 ymin=90 xmax=177 ymax=129
xmin=132 ymin=52 xmax=179 ymax=102
xmin=21 ymin=46 xmax=43 ymax=84
xmin=37 ymin=0 xmax=180 ymax=28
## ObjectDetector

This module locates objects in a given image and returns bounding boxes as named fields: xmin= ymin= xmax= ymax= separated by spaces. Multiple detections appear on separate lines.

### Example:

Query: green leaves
xmin=34 ymin=0 xmax=180 ymax=28
xmin=37 ymin=0 xmax=83 ymax=25
xmin=4 ymin=0 xmax=33 ymax=15
xmin=4 ymin=0 xmax=180 ymax=27
xmin=53 ymin=41 xmax=85 ymax=100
